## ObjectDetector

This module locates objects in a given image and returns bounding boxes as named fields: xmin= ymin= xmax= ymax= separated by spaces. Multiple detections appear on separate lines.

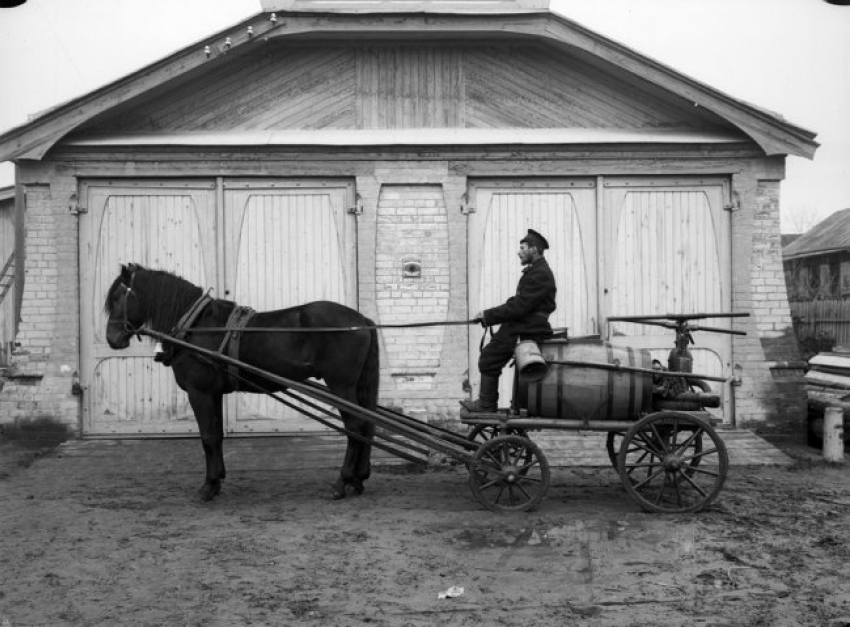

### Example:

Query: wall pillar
xmin=732 ymin=167 xmax=807 ymax=433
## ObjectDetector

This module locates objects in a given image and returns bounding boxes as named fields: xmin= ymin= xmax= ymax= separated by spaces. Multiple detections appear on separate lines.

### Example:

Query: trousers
xmin=478 ymin=326 xmax=549 ymax=378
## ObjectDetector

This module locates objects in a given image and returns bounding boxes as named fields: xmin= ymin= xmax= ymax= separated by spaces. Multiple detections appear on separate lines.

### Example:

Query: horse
xmin=104 ymin=263 xmax=379 ymax=502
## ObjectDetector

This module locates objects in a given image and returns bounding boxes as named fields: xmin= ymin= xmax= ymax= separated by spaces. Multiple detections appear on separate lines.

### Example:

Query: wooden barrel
xmin=515 ymin=338 xmax=654 ymax=422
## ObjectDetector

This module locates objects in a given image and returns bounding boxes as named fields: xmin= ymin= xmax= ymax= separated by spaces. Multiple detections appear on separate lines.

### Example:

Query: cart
xmin=138 ymin=312 xmax=746 ymax=514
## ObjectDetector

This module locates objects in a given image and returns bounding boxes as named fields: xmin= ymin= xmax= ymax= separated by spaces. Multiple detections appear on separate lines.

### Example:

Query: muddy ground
xmin=1 ymin=435 xmax=849 ymax=627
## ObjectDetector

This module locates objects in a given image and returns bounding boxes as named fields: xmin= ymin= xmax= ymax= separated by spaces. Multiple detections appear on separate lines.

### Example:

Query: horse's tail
xmin=356 ymin=318 xmax=380 ymax=412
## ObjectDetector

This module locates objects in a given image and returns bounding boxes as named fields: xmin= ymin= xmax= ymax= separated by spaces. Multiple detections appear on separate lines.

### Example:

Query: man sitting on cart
xmin=461 ymin=228 xmax=557 ymax=413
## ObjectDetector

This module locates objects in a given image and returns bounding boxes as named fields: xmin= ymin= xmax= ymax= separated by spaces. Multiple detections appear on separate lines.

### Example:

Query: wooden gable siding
xmin=84 ymin=48 xmax=357 ymax=133
xmin=78 ymin=43 xmax=732 ymax=135
xmin=356 ymin=46 xmax=463 ymax=128
xmin=463 ymin=47 xmax=726 ymax=129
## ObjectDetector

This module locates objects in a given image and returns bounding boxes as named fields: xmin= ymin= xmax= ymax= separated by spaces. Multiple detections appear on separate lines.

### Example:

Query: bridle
xmin=117 ymin=266 xmax=142 ymax=338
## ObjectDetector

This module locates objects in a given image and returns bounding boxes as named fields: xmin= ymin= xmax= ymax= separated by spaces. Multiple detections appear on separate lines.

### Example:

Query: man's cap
xmin=521 ymin=229 xmax=549 ymax=251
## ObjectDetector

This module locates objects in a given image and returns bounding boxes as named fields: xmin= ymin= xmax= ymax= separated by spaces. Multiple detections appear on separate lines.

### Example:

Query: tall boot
xmin=460 ymin=374 xmax=499 ymax=413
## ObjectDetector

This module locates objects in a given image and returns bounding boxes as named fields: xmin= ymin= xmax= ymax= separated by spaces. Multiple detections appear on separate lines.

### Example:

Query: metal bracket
xmin=723 ymin=192 xmax=740 ymax=213
xmin=460 ymin=193 xmax=475 ymax=214
xmin=347 ymin=193 xmax=363 ymax=216
xmin=68 ymin=193 xmax=87 ymax=215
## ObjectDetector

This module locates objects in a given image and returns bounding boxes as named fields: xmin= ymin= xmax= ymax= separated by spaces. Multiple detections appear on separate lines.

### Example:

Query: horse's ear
xmin=120 ymin=264 xmax=134 ymax=282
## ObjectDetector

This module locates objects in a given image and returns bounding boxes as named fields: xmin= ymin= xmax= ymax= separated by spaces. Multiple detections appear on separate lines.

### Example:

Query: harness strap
xmin=218 ymin=305 xmax=256 ymax=390
xmin=157 ymin=292 xmax=214 ymax=366
xmin=173 ymin=291 xmax=214 ymax=339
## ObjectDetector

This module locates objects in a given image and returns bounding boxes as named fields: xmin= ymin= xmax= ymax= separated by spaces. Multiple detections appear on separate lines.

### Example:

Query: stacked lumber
xmin=806 ymin=353 xmax=850 ymax=388
xmin=805 ymin=352 xmax=850 ymax=411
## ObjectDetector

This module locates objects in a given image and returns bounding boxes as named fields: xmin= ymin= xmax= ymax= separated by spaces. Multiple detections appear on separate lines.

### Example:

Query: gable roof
xmin=784 ymin=209 xmax=850 ymax=260
xmin=0 ymin=7 xmax=818 ymax=162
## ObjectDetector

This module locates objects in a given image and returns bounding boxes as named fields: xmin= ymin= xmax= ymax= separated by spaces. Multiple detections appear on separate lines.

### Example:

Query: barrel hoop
xmin=528 ymin=364 xmax=541 ymax=416
xmin=626 ymin=345 xmax=636 ymax=419
xmin=536 ymin=375 xmax=545 ymax=416
xmin=555 ymin=359 xmax=564 ymax=419
xmin=606 ymin=343 xmax=615 ymax=420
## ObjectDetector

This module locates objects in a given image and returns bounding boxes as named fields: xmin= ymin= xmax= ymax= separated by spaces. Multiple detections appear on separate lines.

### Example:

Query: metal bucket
xmin=515 ymin=340 xmax=549 ymax=383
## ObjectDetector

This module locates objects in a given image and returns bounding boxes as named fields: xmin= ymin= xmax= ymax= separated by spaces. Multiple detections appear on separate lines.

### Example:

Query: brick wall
xmin=732 ymin=177 xmax=807 ymax=431
xmin=376 ymin=184 xmax=450 ymax=384
xmin=365 ymin=167 xmax=470 ymax=421
xmin=0 ymin=180 xmax=80 ymax=436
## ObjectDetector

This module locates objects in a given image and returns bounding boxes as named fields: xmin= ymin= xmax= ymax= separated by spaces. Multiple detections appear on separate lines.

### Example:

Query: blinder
xmin=119 ymin=265 xmax=142 ymax=339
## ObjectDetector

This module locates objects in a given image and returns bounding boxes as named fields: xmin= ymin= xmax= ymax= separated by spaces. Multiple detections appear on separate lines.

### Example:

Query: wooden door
xmin=468 ymin=179 xmax=598 ymax=405
xmin=602 ymin=177 xmax=733 ymax=421
xmin=0 ymin=200 xmax=15 ymax=365
xmin=79 ymin=181 xmax=218 ymax=435
xmin=222 ymin=179 xmax=357 ymax=434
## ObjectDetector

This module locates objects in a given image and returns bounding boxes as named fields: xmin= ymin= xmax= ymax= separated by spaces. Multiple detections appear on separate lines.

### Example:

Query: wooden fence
xmin=790 ymin=300 xmax=850 ymax=348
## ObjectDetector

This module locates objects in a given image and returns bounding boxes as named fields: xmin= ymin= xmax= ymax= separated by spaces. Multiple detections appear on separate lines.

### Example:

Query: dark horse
xmin=104 ymin=263 xmax=379 ymax=501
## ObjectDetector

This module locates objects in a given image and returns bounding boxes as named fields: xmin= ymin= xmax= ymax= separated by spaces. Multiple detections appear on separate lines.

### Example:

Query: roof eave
xmin=784 ymin=247 xmax=849 ymax=261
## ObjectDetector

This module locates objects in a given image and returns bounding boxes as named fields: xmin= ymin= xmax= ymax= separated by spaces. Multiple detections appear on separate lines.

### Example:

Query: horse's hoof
xmin=197 ymin=482 xmax=221 ymax=502
xmin=351 ymin=479 xmax=365 ymax=495
xmin=332 ymin=488 xmax=346 ymax=500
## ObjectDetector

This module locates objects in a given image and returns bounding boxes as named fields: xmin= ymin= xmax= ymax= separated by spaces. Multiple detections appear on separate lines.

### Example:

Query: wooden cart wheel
xmin=617 ymin=411 xmax=727 ymax=514
xmin=468 ymin=435 xmax=550 ymax=513
xmin=612 ymin=425 xmax=704 ymax=476
xmin=606 ymin=432 xmax=624 ymax=470
xmin=467 ymin=424 xmax=528 ymax=443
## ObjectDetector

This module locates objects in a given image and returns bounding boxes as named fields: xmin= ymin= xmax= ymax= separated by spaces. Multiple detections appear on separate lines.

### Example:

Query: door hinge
xmin=347 ymin=193 xmax=363 ymax=215
xmin=69 ymin=193 xmax=87 ymax=215
xmin=460 ymin=193 xmax=475 ymax=215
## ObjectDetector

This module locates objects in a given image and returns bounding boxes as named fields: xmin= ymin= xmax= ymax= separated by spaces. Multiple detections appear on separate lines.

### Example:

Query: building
xmin=784 ymin=208 xmax=850 ymax=301
xmin=0 ymin=0 xmax=817 ymax=439
xmin=0 ymin=185 xmax=17 ymax=367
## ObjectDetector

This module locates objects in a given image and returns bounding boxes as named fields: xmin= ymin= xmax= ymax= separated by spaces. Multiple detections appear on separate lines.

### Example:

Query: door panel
xmin=79 ymin=178 xmax=356 ymax=436
xmin=602 ymin=178 xmax=733 ymax=421
xmin=222 ymin=180 xmax=356 ymax=433
xmin=468 ymin=179 xmax=598 ymax=405
xmin=80 ymin=182 xmax=217 ymax=435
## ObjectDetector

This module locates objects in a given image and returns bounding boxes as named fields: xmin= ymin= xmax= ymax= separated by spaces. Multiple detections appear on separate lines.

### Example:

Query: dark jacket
xmin=482 ymin=257 xmax=557 ymax=338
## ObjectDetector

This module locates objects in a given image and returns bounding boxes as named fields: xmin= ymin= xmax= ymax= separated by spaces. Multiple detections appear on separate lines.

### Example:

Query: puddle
xmin=454 ymin=518 xmax=632 ymax=549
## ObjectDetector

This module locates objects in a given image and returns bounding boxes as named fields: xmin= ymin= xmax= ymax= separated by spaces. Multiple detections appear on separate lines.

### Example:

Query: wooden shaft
xmin=138 ymin=328 xmax=474 ymax=462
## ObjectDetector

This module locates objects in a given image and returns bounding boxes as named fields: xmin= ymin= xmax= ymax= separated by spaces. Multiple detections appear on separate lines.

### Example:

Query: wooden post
xmin=823 ymin=407 xmax=845 ymax=463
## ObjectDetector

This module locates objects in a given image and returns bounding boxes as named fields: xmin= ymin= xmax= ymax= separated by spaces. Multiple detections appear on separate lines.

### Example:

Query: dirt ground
xmin=1 ymin=435 xmax=850 ymax=627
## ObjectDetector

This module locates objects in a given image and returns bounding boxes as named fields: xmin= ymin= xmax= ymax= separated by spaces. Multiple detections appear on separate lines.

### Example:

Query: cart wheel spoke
xmin=632 ymin=467 xmax=667 ymax=491
xmin=683 ymin=465 xmax=720 ymax=478
xmin=682 ymin=445 xmax=717 ymax=463
xmin=468 ymin=435 xmax=550 ymax=513
xmin=632 ymin=433 xmax=666 ymax=457
xmin=654 ymin=473 xmax=671 ymax=505
xmin=678 ymin=470 xmax=709 ymax=498
xmin=514 ymin=483 xmax=532 ymax=501
xmin=649 ymin=423 xmax=670 ymax=454
xmin=675 ymin=427 xmax=703 ymax=454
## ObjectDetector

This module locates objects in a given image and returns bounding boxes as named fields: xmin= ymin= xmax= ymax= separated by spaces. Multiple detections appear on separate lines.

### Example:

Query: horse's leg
xmin=333 ymin=411 xmax=374 ymax=498
xmin=329 ymin=382 xmax=372 ymax=499
xmin=352 ymin=417 xmax=375 ymax=490
xmin=187 ymin=389 xmax=225 ymax=501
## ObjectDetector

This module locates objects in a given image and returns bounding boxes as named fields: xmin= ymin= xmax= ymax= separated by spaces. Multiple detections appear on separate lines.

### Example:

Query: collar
xmin=522 ymin=256 xmax=546 ymax=273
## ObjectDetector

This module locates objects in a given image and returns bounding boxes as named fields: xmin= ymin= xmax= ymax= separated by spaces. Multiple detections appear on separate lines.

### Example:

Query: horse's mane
xmin=105 ymin=265 xmax=205 ymax=332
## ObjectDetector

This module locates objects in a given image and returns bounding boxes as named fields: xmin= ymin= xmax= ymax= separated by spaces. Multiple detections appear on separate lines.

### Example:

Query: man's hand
xmin=473 ymin=311 xmax=486 ymax=326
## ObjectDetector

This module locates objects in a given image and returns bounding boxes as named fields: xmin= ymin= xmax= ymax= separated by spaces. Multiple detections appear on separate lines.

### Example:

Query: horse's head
xmin=104 ymin=263 xmax=145 ymax=349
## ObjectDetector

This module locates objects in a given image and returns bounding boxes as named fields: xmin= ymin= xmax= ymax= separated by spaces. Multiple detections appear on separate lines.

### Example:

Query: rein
xmin=118 ymin=267 xmax=481 ymax=335
xmin=181 ymin=319 xmax=479 ymax=333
